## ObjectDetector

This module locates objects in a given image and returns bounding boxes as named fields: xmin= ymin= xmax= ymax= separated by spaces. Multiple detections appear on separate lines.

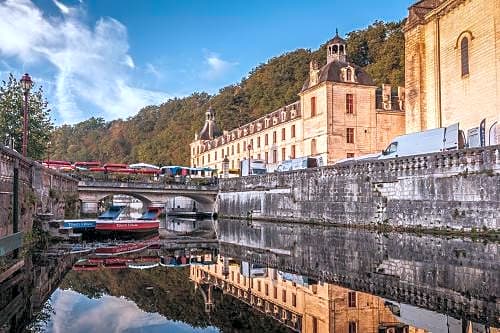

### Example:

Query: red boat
xmin=95 ymin=219 xmax=160 ymax=234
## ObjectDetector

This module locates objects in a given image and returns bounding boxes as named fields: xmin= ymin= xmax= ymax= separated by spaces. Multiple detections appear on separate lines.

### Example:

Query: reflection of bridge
xmin=78 ymin=180 xmax=219 ymax=213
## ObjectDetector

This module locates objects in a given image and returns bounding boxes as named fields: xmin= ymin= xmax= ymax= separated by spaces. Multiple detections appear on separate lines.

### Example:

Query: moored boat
xmin=95 ymin=219 xmax=160 ymax=234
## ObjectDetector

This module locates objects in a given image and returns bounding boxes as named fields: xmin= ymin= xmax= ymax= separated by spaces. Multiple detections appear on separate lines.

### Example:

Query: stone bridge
xmin=78 ymin=180 xmax=219 ymax=213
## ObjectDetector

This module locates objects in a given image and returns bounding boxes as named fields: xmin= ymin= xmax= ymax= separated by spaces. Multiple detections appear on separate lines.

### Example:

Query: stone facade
xmin=0 ymin=147 xmax=79 ymax=237
xmin=190 ymin=33 xmax=406 ymax=171
xmin=405 ymin=0 xmax=500 ymax=137
xmin=218 ymin=145 xmax=500 ymax=230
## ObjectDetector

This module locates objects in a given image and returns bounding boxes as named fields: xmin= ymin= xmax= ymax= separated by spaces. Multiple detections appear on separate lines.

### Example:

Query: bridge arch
xmin=78 ymin=180 xmax=218 ymax=215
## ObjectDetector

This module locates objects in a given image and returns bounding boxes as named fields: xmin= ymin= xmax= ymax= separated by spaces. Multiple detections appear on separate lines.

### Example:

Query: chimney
xmin=309 ymin=60 xmax=320 ymax=86
xmin=398 ymin=86 xmax=405 ymax=111
xmin=382 ymin=84 xmax=392 ymax=110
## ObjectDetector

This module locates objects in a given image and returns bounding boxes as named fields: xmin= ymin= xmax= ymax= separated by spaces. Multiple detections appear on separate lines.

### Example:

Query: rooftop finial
xmin=336 ymin=28 xmax=339 ymax=36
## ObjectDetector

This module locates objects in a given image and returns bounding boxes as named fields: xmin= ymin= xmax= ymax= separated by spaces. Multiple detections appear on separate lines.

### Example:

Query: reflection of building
xmin=190 ymin=258 xmax=430 ymax=333
xmin=190 ymin=33 xmax=405 ymax=170
xmin=405 ymin=0 xmax=500 ymax=137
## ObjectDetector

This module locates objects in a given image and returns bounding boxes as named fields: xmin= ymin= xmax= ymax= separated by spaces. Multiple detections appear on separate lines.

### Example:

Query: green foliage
xmin=0 ymin=73 xmax=53 ymax=159
xmin=50 ymin=21 xmax=405 ymax=165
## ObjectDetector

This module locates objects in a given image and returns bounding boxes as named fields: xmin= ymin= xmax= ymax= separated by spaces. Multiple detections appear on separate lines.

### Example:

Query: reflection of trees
xmin=59 ymin=267 xmax=291 ymax=332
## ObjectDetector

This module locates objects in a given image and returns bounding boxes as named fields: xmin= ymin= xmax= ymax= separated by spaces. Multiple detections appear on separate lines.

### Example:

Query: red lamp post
xmin=20 ymin=73 xmax=33 ymax=157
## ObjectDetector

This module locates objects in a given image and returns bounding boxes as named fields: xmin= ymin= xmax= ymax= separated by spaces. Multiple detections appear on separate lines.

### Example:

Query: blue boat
xmin=63 ymin=205 xmax=126 ymax=232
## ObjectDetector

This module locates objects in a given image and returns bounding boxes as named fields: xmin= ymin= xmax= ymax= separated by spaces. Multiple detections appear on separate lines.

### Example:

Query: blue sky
xmin=0 ymin=0 xmax=413 ymax=124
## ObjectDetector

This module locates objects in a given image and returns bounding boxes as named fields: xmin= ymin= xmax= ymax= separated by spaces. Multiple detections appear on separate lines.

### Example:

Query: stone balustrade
xmin=218 ymin=145 xmax=500 ymax=230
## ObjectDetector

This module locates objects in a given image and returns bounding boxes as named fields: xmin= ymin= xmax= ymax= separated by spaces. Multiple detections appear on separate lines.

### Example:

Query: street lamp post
xmin=20 ymin=73 xmax=33 ymax=157
xmin=222 ymin=156 xmax=229 ymax=179
xmin=247 ymin=144 xmax=252 ymax=176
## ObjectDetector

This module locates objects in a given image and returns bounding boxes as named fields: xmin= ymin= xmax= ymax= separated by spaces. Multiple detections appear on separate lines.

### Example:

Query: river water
xmin=0 ymin=218 xmax=498 ymax=333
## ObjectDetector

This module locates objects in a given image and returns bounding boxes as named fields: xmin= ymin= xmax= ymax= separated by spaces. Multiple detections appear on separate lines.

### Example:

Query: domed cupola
xmin=327 ymin=29 xmax=347 ymax=64
xmin=198 ymin=107 xmax=222 ymax=140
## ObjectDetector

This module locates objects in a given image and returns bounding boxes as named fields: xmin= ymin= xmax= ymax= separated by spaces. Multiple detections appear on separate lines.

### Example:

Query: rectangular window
xmin=257 ymin=153 xmax=261 ymax=160
xmin=311 ymin=96 xmax=316 ymax=117
xmin=272 ymin=150 xmax=277 ymax=163
xmin=291 ymin=145 xmax=296 ymax=159
xmin=281 ymin=128 xmax=286 ymax=141
xmin=231 ymin=145 xmax=234 ymax=155
xmin=214 ymin=151 xmax=217 ymax=161
xmin=346 ymin=94 xmax=354 ymax=114
xmin=265 ymin=152 xmax=269 ymax=163
xmin=265 ymin=134 xmax=269 ymax=145
xmin=231 ymin=160 xmax=234 ymax=169
xmin=312 ymin=317 xmax=318 ymax=333
xmin=348 ymin=321 xmax=357 ymax=333
xmin=291 ymin=125 xmax=296 ymax=138
xmin=243 ymin=141 xmax=246 ymax=151
xmin=346 ymin=128 xmax=355 ymax=144
xmin=250 ymin=139 xmax=253 ymax=149
xmin=257 ymin=281 xmax=261 ymax=292
xmin=292 ymin=294 xmax=297 ymax=307
xmin=347 ymin=153 xmax=355 ymax=158
xmin=226 ymin=147 xmax=229 ymax=156
xmin=281 ymin=147 xmax=286 ymax=161
xmin=202 ymin=156 xmax=204 ymax=164
xmin=208 ymin=154 xmax=211 ymax=163
xmin=237 ymin=273 xmax=240 ymax=283
xmin=348 ymin=291 xmax=357 ymax=307
xmin=257 ymin=136 xmax=261 ymax=148
xmin=265 ymin=284 xmax=269 ymax=296
xmin=273 ymin=131 xmax=277 ymax=144
xmin=237 ymin=143 xmax=240 ymax=153
xmin=273 ymin=287 xmax=277 ymax=299
xmin=282 ymin=290 xmax=287 ymax=303
xmin=231 ymin=271 xmax=234 ymax=281
xmin=243 ymin=276 xmax=246 ymax=286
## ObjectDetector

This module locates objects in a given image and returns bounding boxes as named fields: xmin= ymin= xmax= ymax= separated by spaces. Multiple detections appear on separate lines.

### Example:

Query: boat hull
xmin=96 ymin=220 xmax=160 ymax=234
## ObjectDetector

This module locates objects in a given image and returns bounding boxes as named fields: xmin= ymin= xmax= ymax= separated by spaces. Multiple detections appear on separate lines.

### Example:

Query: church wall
xmin=405 ymin=24 xmax=428 ymax=133
xmin=405 ymin=0 xmax=500 ymax=135
xmin=438 ymin=0 xmax=499 ymax=132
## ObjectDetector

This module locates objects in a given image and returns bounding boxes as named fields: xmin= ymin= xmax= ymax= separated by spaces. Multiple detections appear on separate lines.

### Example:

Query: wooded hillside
xmin=50 ymin=20 xmax=405 ymax=165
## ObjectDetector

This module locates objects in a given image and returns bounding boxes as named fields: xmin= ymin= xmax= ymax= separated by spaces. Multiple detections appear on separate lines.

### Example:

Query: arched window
xmin=461 ymin=37 xmax=469 ymax=77
xmin=311 ymin=139 xmax=317 ymax=155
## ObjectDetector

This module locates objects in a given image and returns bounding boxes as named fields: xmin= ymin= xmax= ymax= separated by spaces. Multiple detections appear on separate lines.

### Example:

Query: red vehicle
xmin=103 ymin=163 xmax=128 ymax=169
xmin=74 ymin=161 xmax=101 ymax=168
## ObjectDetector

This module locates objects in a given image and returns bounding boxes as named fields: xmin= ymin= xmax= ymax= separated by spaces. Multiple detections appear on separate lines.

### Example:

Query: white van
xmin=276 ymin=156 xmax=320 ymax=172
xmin=379 ymin=123 xmax=464 ymax=159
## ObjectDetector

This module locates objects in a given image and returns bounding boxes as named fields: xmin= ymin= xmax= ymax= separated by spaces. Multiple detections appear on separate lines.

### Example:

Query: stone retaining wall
xmin=218 ymin=146 xmax=500 ymax=230
xmin=0 ymin=147 xmax=79 ymax=237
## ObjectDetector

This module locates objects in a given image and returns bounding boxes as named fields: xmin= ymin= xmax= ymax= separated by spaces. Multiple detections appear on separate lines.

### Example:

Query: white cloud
xmin=53 ymin=0 xmax=70 ymax=15
xmin=0 ymin=0 xmax=170 ymax=123
xmin=146 ymin=63 xmax=162 ymax=79
xmin=202 ymin=51 xmax=237 ymax=80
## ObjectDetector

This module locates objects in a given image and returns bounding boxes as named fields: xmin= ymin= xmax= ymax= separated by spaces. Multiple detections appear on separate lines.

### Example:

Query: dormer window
xmin=346 ymin=68 xmax=352 ymax=81
xmin=281 ymin=111 xmax=287 ymax=122
xmin=273 ymin=117 xmax=278 ymax=125
xmin=265 ymin=118 xmax=270 ymax=128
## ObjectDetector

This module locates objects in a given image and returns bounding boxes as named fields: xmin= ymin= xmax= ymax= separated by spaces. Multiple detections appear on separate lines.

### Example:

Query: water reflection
xmin=0 ymin=218 xmax=498 ymax=332
xmin=41 ymin=289 xmax=219 ymax=333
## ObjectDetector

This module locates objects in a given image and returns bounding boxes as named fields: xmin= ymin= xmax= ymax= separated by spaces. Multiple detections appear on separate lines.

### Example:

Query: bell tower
xmin=327 ymin=29 xmax=347 ymax=64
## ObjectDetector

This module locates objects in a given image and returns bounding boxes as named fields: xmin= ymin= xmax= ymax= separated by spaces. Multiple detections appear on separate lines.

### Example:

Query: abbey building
xmin=405 ymin=0 xmax=500 ymax=137
xmin=190 ymin=33 xmax=406 ymax=171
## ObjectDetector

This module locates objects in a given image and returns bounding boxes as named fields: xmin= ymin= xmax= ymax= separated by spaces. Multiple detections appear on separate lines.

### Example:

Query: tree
xmin=0 ymin=73 xmax=53 ymax=159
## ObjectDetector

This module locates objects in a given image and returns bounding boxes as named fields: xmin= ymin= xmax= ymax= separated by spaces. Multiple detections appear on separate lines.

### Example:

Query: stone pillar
xmin=81 ymin=200 xmax=99 ymax=215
